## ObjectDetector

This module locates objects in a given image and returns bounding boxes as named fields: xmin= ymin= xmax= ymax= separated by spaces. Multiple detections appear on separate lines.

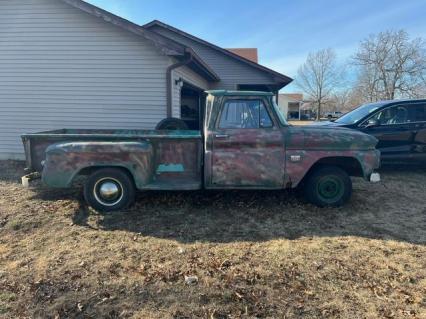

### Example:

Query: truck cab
xmin=22 ymin=90 xmax=381 ymax=211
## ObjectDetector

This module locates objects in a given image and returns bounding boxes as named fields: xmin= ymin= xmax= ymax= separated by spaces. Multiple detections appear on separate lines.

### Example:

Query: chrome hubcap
xmin=99 ymin=182 xmax=120 ymax=200
xmin=94 ymin=178 xmax=123 ymax=206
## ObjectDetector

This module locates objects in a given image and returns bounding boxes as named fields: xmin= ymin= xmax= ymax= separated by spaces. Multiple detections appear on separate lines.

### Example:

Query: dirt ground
xmin=0 ymin=160 xmax=425 ymax=319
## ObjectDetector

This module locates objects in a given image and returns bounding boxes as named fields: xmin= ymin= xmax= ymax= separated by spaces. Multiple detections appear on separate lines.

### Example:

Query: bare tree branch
xmin=296 ymin=48 xmax=341 ymax=120
xmin=352 ymin=30 xmax=426 ymax=101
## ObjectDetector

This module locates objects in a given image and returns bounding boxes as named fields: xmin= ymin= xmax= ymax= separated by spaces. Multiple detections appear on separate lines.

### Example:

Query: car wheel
xmin=84 ymin=168 xmax=135 ymax=212
xmin=303 ymin=165 xmax=352 ymax=207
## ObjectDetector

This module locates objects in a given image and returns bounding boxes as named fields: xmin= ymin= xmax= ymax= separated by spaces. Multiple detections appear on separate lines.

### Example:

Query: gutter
xmin=166 ymin=51 xmax=193 ymax=118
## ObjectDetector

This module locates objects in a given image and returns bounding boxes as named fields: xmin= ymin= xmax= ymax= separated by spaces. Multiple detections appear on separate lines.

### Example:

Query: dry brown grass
xmin=0 ymin=160 xmax=425 ymax=318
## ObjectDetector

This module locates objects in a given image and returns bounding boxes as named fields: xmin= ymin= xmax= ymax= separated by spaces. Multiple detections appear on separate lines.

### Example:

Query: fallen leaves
xmin=0 ymin=161 xmax=425 ymax=318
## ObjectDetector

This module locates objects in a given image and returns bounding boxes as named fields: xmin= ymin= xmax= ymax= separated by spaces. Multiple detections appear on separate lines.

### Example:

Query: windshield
xmin=271 ymin=99 xmax=288 ymax=125
xmin=335 ymin=102 xmax=385 ymax=125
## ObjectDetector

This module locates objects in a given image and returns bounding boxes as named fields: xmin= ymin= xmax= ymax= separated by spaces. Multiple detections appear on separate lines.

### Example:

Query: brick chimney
xmin=226 ymin=48 xmax=258 ymax=63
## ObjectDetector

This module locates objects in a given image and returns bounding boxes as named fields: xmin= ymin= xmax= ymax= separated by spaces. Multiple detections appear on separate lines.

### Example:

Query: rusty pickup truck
xmin=22 ymin=90 xmax=381 ymax=211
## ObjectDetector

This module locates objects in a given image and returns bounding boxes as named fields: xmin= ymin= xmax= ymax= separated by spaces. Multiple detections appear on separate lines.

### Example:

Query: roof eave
xmin=184 ymin=48 xmax=220 ymax=82
xmin=143 ymin=20 xmax=293 ymax=86
xmin=60 ymin=0 xmax=186 ymax=56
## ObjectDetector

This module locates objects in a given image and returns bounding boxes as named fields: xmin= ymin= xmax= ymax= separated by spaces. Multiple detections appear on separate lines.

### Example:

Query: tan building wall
xmin=277 ymin=94 xmax=303 ymax=120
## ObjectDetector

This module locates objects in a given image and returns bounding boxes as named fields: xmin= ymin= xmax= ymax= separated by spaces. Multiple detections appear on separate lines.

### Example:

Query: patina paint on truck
xmin=22 ymin=91 xmax=380 ymax=211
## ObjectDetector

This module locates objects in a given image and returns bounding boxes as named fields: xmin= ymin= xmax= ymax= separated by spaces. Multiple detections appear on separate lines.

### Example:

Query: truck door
xmin=208 ymin=97 xmax=285 ymax=188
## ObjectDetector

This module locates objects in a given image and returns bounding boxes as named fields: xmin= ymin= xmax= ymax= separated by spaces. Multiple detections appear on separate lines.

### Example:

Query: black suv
xmin=314 ymin=99 xmax=426 ymax=162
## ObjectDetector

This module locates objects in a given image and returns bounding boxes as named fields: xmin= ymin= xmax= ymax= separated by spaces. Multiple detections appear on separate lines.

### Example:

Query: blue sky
xmin=86 ymin=0 xmax=426 ymax=92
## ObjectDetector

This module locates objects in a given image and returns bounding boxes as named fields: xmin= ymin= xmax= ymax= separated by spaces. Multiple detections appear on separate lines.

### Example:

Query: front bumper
xmin=369 ymin=172 xmax=381 ymax=183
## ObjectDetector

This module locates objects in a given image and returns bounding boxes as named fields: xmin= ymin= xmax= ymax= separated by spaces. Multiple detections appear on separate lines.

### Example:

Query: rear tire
xmin=84 ymin=168 xmax=135 ymax=212
xmin=155 ymin=118 xmax=188 ymax=130
xmin=303 ymin=165 xmax=352 ymax=207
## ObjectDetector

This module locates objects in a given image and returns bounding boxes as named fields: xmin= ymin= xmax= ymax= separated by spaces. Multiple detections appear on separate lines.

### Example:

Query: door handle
xmin=215 ymin=134 xmax=229 ymax=139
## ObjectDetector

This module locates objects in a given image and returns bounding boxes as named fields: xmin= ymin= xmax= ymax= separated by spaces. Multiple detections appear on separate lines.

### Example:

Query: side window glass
xmin=259 ymin=104 xmax=273 ymax=128
xmin=218 ymin=99 xmax=273 ymax=129
xmin=368 ymin=110 xmax=383 ymax=123
xmin=370 ymin=105 xmax=410 ymax=125
xmin=414 ymin=104 xmax=426 ymax=122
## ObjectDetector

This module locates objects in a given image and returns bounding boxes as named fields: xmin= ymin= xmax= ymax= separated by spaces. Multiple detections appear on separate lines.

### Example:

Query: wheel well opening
xmin=300 ymin=156 xmax=364 ymax=185
xmin=75 ymin=166 xmax=136 ymax=186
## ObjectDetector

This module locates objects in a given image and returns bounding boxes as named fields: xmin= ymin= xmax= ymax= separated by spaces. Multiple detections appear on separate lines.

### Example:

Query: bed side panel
xmin=148 ymin=138 xmax=203 ymax=189
xmin=42 ymin=141 xmax=154 ymax=188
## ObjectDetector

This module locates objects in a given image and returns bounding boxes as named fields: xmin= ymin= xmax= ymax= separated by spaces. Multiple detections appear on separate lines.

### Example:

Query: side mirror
xmin=365 ymin=119 xmax=379 ymax=128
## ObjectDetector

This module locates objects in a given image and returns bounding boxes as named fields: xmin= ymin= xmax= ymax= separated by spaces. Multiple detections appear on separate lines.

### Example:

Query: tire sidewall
xmin=84 ymin=168 xmax=135 ymax=212
xmin=304 ymin=166 xmax=352 ymax=207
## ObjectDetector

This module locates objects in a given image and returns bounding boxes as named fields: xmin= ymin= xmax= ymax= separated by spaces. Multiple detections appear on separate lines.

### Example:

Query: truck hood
xmin=309 ymin=120 xmax=345 ymax=127
xmin=287 ymin=125 xmax=378 ymax=150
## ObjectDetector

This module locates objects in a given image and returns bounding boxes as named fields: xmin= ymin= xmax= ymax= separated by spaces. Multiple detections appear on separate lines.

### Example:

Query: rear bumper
xmin=21 ymin=172 xmax=41 ymax=187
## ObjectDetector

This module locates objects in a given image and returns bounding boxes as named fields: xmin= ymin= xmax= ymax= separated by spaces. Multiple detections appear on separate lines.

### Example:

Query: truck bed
xmin=22 ymin=129 xmax=202 ymax=173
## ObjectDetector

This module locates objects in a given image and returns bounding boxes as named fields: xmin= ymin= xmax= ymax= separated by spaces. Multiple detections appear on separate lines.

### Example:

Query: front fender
xmin=356 ymin=149 xmax=381 ymax=179
xmin=284 ymin=149 xmax=381 ymax=187
xmin=42 ymin=141 xmax=154 ymax=188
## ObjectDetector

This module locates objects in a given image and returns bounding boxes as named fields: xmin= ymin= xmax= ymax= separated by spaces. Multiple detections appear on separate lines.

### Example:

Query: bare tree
xmin=330 ymin=88 xmax=352 ymax=112
xmin=355 ymin=65 xmax=382 ymax=102
xmin=296 ymin=48 xmax=340 ymax=120
xmin=353 ymin=30 xmax=426 ymax=101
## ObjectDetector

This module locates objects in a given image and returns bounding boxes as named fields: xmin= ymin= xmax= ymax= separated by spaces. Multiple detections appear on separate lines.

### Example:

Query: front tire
xmin=84 ymin=168 xmax=135 ymax=212
xmin=303 ymin=166 xmax=352 ymax=207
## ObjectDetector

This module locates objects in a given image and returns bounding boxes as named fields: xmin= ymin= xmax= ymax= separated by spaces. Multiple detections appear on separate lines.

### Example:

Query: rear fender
xmin=42 ymin=141 xmax=154 ymax=188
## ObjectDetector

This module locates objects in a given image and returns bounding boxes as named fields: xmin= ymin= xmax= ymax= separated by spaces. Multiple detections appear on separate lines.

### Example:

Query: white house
xmin=0 ymin=0 xmax=292 ymax=159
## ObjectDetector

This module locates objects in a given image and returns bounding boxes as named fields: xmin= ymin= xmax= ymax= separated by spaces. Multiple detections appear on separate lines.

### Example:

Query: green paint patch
xmin=156 ymin=164 xmax=185 ymax=174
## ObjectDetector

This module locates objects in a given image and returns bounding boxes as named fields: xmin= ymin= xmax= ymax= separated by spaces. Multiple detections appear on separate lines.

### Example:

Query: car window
xmin=218 ymin=99 xmax=273 ymax=129
xmin=335 ymin=101 xmax=385 ymax=124
xmin=414 ymin=104 xmax=426 ymax=122
xmin=368 ymin=105 xmax=414 ymax=125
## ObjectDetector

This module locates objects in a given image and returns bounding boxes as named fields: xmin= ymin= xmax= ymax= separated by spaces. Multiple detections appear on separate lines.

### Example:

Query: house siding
xmin=148 ymin=26 xmax=276 ymax=90
xmin=0 ymin=0 xmax=171 ymax=159
xmin=172 ymin=65 xmax=210 ymax=117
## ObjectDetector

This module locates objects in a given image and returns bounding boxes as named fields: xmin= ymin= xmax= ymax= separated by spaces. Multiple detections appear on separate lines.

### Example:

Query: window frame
xmin=215 ymin=97 xmax=276 ymax=130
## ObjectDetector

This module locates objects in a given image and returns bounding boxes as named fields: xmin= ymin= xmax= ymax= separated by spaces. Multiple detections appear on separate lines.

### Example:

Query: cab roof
xmin=205 ymin=90 xmax=274 ymax=96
